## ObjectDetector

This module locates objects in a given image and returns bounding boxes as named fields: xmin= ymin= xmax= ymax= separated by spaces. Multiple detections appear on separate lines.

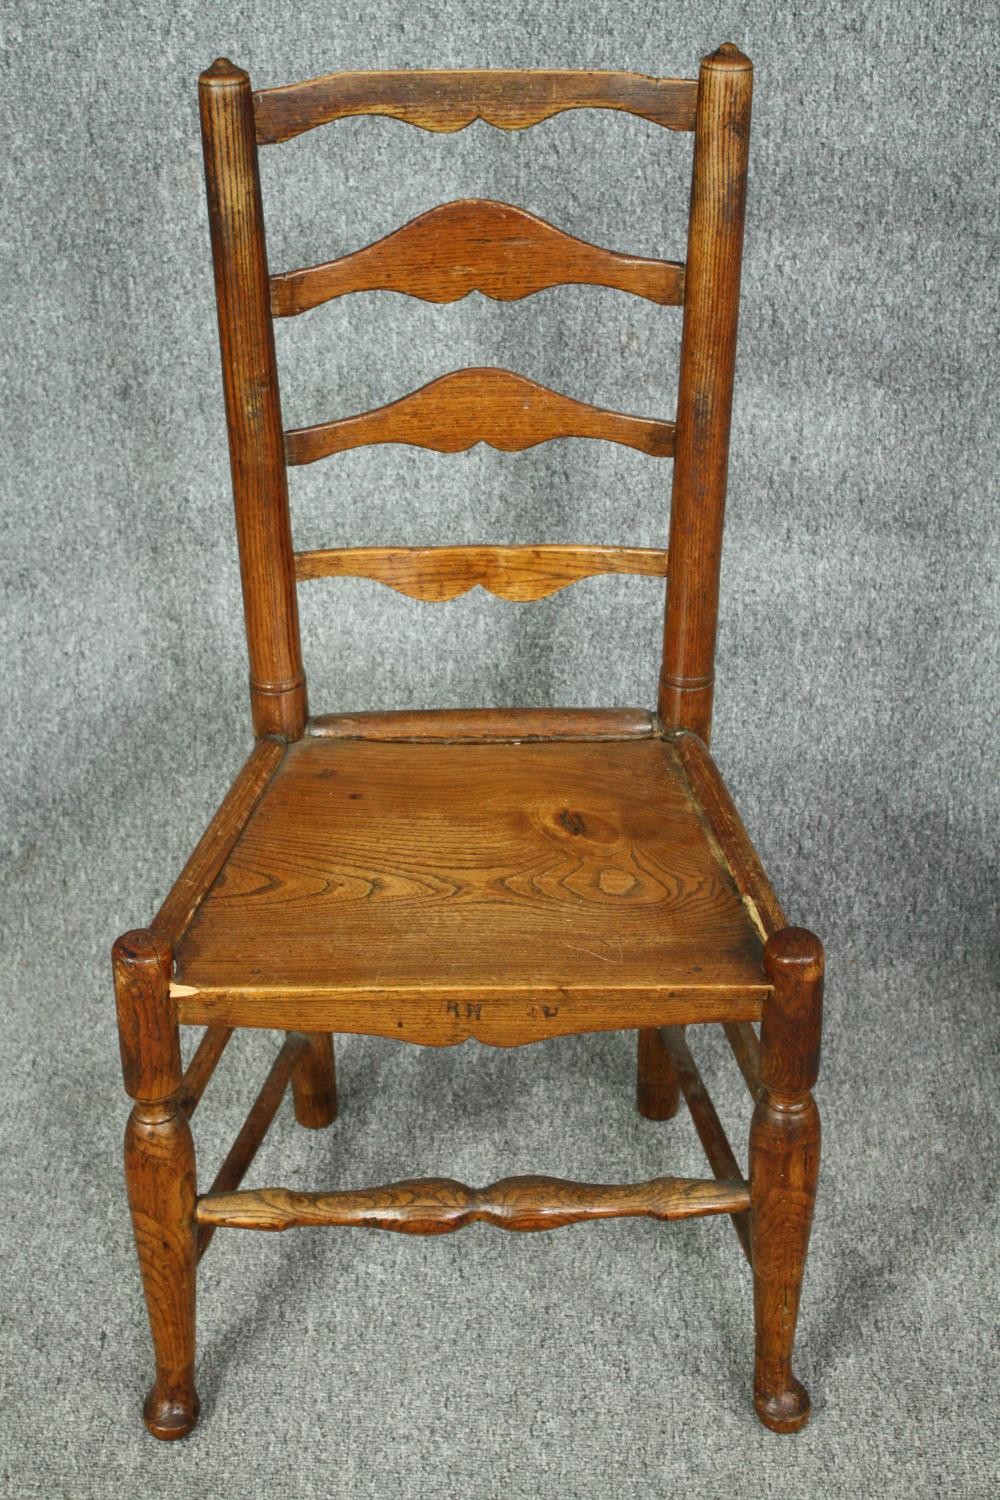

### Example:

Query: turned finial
xmin=199 ymin=57 xmax=249 ymax=89
xmin=705 ymin=42 xmax=752 ymax=72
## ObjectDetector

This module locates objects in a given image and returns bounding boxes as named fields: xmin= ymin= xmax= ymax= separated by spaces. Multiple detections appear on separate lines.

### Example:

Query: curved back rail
xmin=284 ymin=368 xmax=675 ymax=464
xmin=270 ymin=199 xmax=685 ymax=314
xmin=293 ymin=544 xmax=669 ymax=602
xmin=253 ymin=69 xmax=699 ymax=142
xmin=199 ymin=53 xmax=751 ymax=736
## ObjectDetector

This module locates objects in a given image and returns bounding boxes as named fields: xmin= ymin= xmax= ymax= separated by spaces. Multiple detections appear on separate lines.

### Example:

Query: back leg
xmin=636 ymin=1027 xmax=681 ymax=1119
xmin=291 ymin=1033 xmax=338 ymax=1128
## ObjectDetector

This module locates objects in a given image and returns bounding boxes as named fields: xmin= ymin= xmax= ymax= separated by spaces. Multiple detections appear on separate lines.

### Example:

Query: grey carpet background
xmin=1 ymin=0 xmax=997 ymax=1495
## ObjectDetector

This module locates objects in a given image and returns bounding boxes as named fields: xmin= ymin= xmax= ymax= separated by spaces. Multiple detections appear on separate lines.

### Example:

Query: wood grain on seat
xmin=171 ymin=735 xmax=767 ymax=1041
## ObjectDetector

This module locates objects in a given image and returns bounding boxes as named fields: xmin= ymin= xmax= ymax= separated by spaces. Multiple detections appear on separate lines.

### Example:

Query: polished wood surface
xmin=114 ymin=928 xmax=199 ymax=1439
xmin=307 ymin=707 xmax=657 ymax=742
xmin=115 ymin=45 xmax=828 ymax=1440
xmin=170 ymin=735 xmax=768 ymax=1040
xmin=285 ymin=367 xmax=675 ymax=464
xmin=253 ymin=69 xmax=698 ymax=143
xmin=635 ymin=1026 xmax=681 ymax=1120
xmin=294 ymin=543 xmax=668 ymax=600
xmin=125 ymin=1101 xmax=199 ymax=1439
xmin=113 ymin=929 xmax=181 ymax=1104
xmin=172 ymin=980 xmax=763 ymax=1041
xmin=751 ymin=929 xmax=823 ymax=1432
xmin=271 ymin=198 xmax=685 ymax=313
xmin=671 ymin=729 xmax=787 ymax=938
xmin=199 ymin=60 xmax=306 ymax=738
xmin=659 ymin=45 xmax=753 ymax=740
xmin=152 ymin=737 xmax=286 ymax=948
xmin=196 ymin=1174 xmax=749 ymax=1235
xmin=290 ymin=1032 xmax=338 ymax=1129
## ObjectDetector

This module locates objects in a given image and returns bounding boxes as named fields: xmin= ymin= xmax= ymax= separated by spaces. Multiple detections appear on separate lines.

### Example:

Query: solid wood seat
xmin=113 ymin=45 xmax=827 ymax=1445
xmin=171 ymin=720 xmax=769 ymax=1039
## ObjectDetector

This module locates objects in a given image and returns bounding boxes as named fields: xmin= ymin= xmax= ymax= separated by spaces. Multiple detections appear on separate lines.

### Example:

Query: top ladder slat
xmin=254 ymin=69 xmax=699 ymax=143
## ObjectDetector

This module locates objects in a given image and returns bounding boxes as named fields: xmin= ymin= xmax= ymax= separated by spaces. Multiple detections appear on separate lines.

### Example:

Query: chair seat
xmin=171 ymin=719 xmax=770 ymax=1044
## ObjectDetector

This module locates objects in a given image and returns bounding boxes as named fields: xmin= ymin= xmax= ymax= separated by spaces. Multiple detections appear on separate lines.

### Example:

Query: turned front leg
xmin=113 ymin=929 xmax=199 ymax=1439
xmin=750 ymin=927 xmax=823 ymax=1433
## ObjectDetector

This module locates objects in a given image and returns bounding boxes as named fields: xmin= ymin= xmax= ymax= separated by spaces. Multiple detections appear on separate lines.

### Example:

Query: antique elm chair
xmin=112 ymin=44 xmax=824 ymax=1439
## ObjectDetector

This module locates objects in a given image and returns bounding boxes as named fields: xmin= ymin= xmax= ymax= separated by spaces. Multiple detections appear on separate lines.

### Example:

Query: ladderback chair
xmin=113 ymin=44 xmax=824 ymax=1440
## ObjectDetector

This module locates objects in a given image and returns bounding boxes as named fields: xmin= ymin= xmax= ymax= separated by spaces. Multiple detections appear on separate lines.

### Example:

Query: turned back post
xmin=199 ymin=61 xmax=306 ymax=741
xmin=659 ymin=45 xmax=753 ymax=742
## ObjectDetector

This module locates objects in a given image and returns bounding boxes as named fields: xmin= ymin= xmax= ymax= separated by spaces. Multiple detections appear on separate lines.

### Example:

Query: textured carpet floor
xmin=1 ymin=1 xmax=997 ymax=1496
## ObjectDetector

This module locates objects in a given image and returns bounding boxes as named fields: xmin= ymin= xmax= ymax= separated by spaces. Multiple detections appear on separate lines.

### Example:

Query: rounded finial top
xmin=199 ymin=56 xmax=249 ymax=87
xmin=112 ymin=926 xmax=173 ymax=978
xmin=705 ymin=41 xmax=752 ymax=72
xmin=763 ymin=926 xmax=824 ymax=983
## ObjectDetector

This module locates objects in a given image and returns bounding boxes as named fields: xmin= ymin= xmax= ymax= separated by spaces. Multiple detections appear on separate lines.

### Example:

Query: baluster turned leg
xmin=750 ymin=927 xmax=823 ymax=1433
xmin=290 ymin=1032 xmax=338 ymax=1128
xmin=113 ymin=930 xmax=199 ymax=1439
xmin=636 ymin=1027 xmax=681 ymax=1119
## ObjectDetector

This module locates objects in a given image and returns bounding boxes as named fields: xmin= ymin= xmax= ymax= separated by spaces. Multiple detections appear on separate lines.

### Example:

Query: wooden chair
xmin=113 ymin=44 xmax=824 ymax=1440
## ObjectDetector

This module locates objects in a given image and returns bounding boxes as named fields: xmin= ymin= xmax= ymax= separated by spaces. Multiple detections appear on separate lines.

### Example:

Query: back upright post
xmin=659 ymin=44 xmax=752 ymax=743
xmin=199 ymin=59 xmax=307 ymax=740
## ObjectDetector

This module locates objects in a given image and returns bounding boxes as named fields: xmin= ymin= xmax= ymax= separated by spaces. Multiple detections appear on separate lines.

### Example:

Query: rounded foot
xmin=295 ymin=1092 xmax=338 ymax=1130
xmin=636 ymin=1091 xmax=681 ymax=1121
xmin=754 ymin=1378 xmax=811 ymax=1433
xmin=143 ymin=1384 xmax=200 ymax=1440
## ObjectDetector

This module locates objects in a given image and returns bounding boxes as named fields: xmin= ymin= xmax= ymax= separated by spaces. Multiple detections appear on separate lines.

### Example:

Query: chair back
xmin=198 ymin=48 xmax=752 ymax=742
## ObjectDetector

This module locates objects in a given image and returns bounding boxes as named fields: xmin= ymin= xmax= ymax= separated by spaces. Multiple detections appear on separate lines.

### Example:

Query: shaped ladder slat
xmin=293 ymin=543 xmax=668 ymax=601
xmin=284 ymin=368 xmax=675 ymax=464
xmin=271 ymin=199 xmax=685 ymax=314
xmin=254 ymin=69 xmax=699 ymax=144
